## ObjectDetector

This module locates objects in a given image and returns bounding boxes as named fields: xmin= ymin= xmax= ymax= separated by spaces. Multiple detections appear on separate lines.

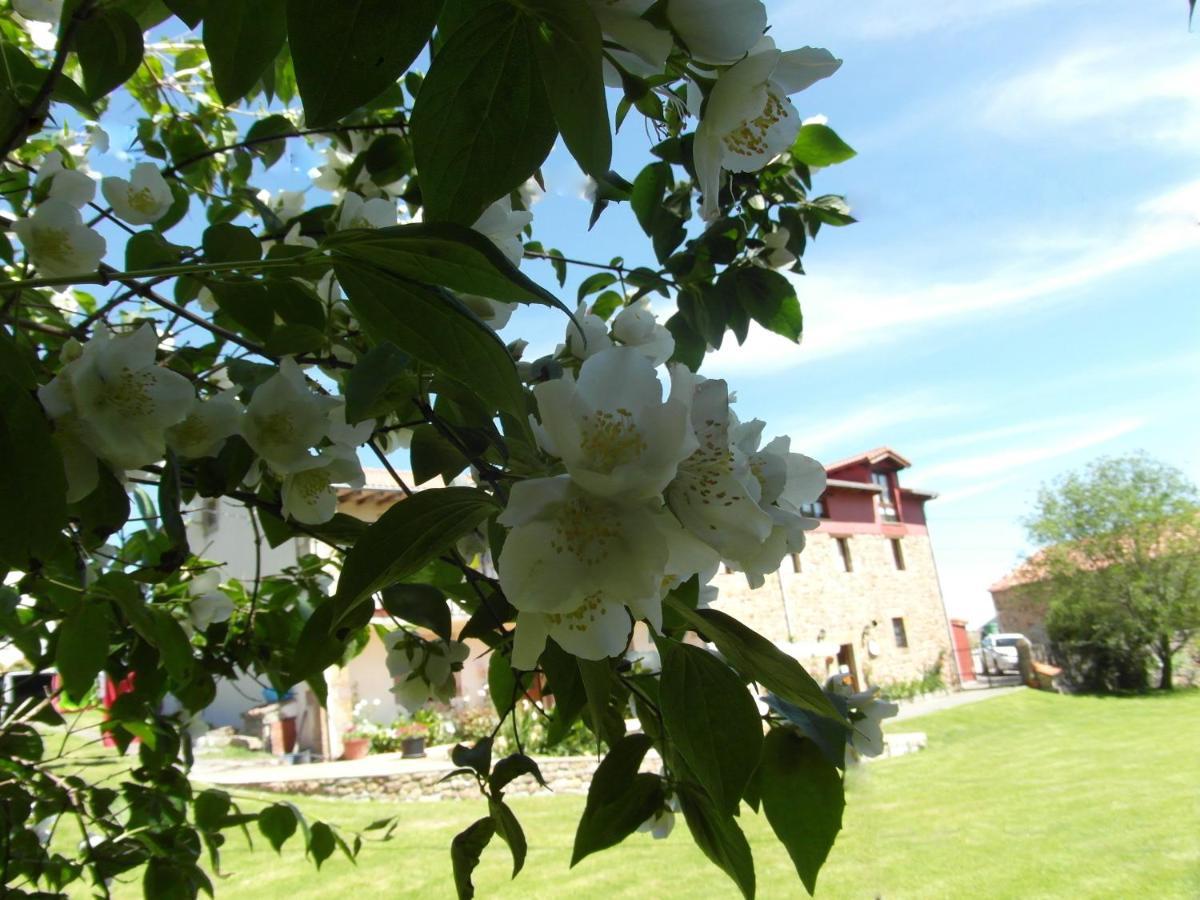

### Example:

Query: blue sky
xmin=505 ymin=0 xmax=1200 ymax=625
xmin=87 ymin=2 xmax=1198 ymax=626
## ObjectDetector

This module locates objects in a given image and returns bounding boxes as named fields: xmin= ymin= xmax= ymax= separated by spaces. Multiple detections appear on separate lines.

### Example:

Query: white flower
xmin=37 ymin=323 xmax=193 ymax=499
xmin=459 ymin=293 xmax=515 ymax=330
xmin=668 ymin=0 xmax=766 ymax=64
xmin=101 ymin=163 xmax=173 ymax=225
xmin=36 ymin=154 xmax=96 ymax=209
xmin=166 ymin=390 xmax=242 ymax=459
xmin=498 ymin=476 xmax=670 ymax=667
xmin=531 ymin=347 xmax=696 ymax=501
xmin=337 ymin=192 xmax=396 ymax=230
xmin=188 ymin=570 xmax=235 ymax=630
xmin=693 ymin=40 xmax=842 ymax=220
xmin=280 ymin=446 xmax=365 ymax=524
xmin=241 ymin=358 xmax=334 ymax=473
xmin=665 ymin=376 xmax=773 ymax=562
xmin=385 ymin=634 xmax=470 ymax=714
xmin=755 ymin=227 xmax=796 ymax=269
xmin=637 ymin=798 xmax=679 ymax=839
xmin=827 ymin=679 xmax=899 ymax=760
xmin=612 ymin=297 xmax=674 ymax=365
xmin=586 ymin=0 xmax=672 ymax=85
xmin=13 ymin=0 xmax=62 ymax=24
xmin=326 ymin=402 xmax=374 ymax=449
xmin=565 ymin=302 xmax=613 ymax=359
xmin=12 ymin=199 xmax=106 ymax=277
xmin=471 ymin=197 xmax=532 ymax=268
xmin=259 ymin=188 xmax=307 ymax=223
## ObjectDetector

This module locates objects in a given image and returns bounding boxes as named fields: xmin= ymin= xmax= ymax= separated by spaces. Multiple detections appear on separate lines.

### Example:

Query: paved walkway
xmin=891 ymin=684 xmax=1024 ymax=722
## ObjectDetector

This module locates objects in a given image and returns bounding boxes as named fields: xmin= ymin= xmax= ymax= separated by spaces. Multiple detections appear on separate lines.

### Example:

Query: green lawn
xmin=89 ymin=690 xmax=1200 ymax=898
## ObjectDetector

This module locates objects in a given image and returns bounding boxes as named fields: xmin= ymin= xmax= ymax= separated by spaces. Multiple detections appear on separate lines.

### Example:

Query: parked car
xmin=980 ymin=633 xmax=1025 ymax=674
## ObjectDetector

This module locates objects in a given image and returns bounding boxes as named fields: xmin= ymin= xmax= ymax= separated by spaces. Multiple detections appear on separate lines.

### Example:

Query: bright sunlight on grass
xmin=82 ymin=689 xmax=1198 ymax=899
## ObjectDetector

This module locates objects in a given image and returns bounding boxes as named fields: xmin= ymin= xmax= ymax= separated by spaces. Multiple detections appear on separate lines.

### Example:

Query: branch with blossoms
xmin=0 ymin=0 xmax=883 ymax=897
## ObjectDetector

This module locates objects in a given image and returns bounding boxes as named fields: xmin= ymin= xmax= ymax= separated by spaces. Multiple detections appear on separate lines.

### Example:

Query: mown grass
xmin=70 ymin=689 xmax=1199 ymax=898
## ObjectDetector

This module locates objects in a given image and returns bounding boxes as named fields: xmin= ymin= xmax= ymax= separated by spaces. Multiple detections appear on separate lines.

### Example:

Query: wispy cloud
xmin=767 ymin=392 xmax=963 ymax=458
xmin=706 ymin=178 xmax=1200 ymax=375
xmin=771 ymin=0 xmax=1057 ymax=41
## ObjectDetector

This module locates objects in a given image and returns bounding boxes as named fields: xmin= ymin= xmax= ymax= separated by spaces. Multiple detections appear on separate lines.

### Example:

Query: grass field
xmin=77 ymin=689 xmax=1200 ymax=898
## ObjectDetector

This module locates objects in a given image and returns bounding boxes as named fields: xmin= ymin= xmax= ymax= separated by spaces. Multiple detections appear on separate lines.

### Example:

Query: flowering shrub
xmin=0 ymin=0 xmax=888 ymax=897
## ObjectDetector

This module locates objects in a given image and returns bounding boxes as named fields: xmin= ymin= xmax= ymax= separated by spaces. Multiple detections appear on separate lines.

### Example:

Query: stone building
xmin=711 ymin=447 xmax=959 ymax=691
xmin=988 ymin=559 xmax=1051 ymax=647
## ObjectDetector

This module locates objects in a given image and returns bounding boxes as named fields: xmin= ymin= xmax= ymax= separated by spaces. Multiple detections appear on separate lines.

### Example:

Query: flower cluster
xmin=498 ymin=302 xmax=826 ymax=668
xmin=384 ymin=633 xmax=471 ymax=714
xmin=826 ymin=676 xmax=901 ymax=763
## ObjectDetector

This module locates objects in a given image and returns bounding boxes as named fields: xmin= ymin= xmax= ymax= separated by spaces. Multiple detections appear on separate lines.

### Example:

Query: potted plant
xmin=341 ymin=725 xmax=373 ymax=760
xmin=396 ymin=721 xmax=429 ymax=759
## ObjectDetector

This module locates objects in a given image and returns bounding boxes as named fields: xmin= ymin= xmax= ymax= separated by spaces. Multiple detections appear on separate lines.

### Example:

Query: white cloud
xmin=770 ymin=0 xmax=1056 ymax=41
xmin=768 ymin=392 xmax=962 ymax=458
xmin=706 ymin=178 xmax=1200 ymax=375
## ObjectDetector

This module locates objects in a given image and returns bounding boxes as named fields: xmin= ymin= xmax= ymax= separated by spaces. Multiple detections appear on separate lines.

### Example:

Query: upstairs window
xmin=892 ymin=617 xmax=909 ymax=648
xmin=891 ymin=538 xmax=906 ymax=570
xmin=799 ymin=499 xmax=826 ymax=519
xmin=872 ymin=470 xmax=899 ymax=522
xmin=837 ymin=537 xmax=853 ymax=572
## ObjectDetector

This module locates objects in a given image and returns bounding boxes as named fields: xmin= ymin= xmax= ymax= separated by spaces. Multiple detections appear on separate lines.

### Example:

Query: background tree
xmin=1025 ymin=453 xmax=1200 ymax=692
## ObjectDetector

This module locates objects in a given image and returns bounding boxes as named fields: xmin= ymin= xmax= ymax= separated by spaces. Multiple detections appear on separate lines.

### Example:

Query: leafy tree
xmin=0 ymin=1 xmax=886 ymax=897
xmin=1026 ymin=454 xmax=1200 ymax=692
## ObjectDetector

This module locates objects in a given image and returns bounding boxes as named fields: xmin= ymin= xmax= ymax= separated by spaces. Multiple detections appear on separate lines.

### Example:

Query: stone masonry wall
xmin=990 ymin=585 xmax=1050 ymax=646
xmin=712 ymin=532 xmax=957 ymax=690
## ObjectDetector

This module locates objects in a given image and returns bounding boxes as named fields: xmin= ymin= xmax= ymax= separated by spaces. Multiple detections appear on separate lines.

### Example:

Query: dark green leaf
xmin=524 ymin=0 xmax=610 ymax=177
xmin=0 ymin=723 xmax=42 ymax=760
xmin=75 ymin=8 xmax=144 ymax=100
xmin=70 ymin=465 xmax=130 ymax=548
xmin=578 ymin=657 xmax=626 ymax=746
xmin=195 ymin=789 xmax=231 ymax=831
xmin=759 ymin=729 xmax=845 ymax=895
xmin=157 ymin=450 xmax=189 ymax=563
xmin=125 ymin=230 xmax=184 ymax=270
xmin=0 ymin=358 xmax=66 ymax=567
xmin=55 ymin=602 xmax=110 ymax=700
xmin=380 ymin=583 xmax=451 ymax=641
xmin=344 ymin=342 xmax=411 ymax=423
xmin=451 ymin=817 xmax=495 ymax=900
xmin=450 ymin=736 xmax=493 ymax=777
xmin=204 ymin=0 xmax=287 ymax=104
xmin=411 ymin=2 xmax=557 ymax=224
xmin=308 ymin=821 xmax=336 ymax=869
xmin=333 ymin=260 xmax=526 ymax=420
xmin=410 ymin=424 xmax=470 ymax=486
xmin=257 ymin=803 xmax=298 ymax=853
xmin=205 ymin=279 xmax=273 ymax=341
xmin=164 ymin=0 xmax=205 ymax=28
xmin=572 ymin=734 xmax=662 ymax=865
xmin=790 ymin=124 xmax=856 ymax=167
xmin=327 ymin=223 xmax=564 ymax=307
xmin=664 ymin=599 xmax=845 ymax=724
xmin=244 ymin=114 xmax=296 ymax=167
xmin=489 ymin=646 xmax=534 ymax=718
xmin=202 ymin=222 xmax=261 ymax=263
xmin=763 ymin=693 xmax=849 ymax=770
xmin=678 ymin=784 xmax=756 ymax=900
xmin=722 ymin=266 xmax=802 ymax=342
xmin=488 ymin=798 xmax=527 ymax=878
xmin=658 ymin=638 xmax=763 ymax=815
xmin=287 ymin=0 xmax=442 ymax=125
xmin=489 ymin=753 xmax=547 ymax=795
xmin=576 ymin=272 xmax=616 ymax=302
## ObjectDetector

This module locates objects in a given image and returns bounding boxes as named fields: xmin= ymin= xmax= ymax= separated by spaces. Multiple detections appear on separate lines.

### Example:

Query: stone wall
xmin=990 ymin=585 xmax=1050 ymax=646
xmin=712 ymin=532 xmax=957 ymax=690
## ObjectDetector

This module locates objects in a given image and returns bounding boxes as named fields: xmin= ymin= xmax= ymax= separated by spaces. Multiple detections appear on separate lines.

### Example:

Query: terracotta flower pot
xmin=341 ymin=737 xmax=370 ymax=760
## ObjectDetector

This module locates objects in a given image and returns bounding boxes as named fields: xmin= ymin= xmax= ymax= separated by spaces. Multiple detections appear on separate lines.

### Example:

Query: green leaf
xmin=75 ymin=8 xmax=145 ymax=100
xmin=125 ymin=231 xmax=184 ymax=270
xmin=257 ymin=803 xmax=298 ymax=853
xmin=410 ymin=424 xmax=470 ymax=486
xmin=578 ymin=658 xmax=626 ymax=747
xmin=572 ymin=734 xmax=662 ymax=866
xmin=334 ymin=485 xmax=499 ymax=614
xmin=489 ymin=753 xmax=547 ymax=795
xmin=790 ymin=123 xmax=856 ymax=167
xmin=759 ymin=729 xmax=845 ymax=895
xmin=308 ymin=821 xmax=336 ymax=869
xmin=244 ymin=114 xmax=297 ymax=167
xmin=451 ymin=817 xmax=495 ymax=900
xmin=205 ymin=279 xmax=274 ymax=342
xmin=56 ymin=602 xmax=110 ymax=700
xmin=70 ymin=466 xmax=130 ymax=548
xmin=678 ymin=784 xmax=756 ymax=900
xmin=524 ymin=0 xmax=610 ymax=178
xmin=326 ymin=223 xmax=564 ymax=307
xmin=488 ymin=797 xmax=527 ymax=878
xmin=658 ymin=638 xmax=763 ymax=815
xmin=287 ymin=0 xmax=443 ymax=125
xmin=411 ymin=1 xmax=557 ymax=224
xmin=0 ymin=723 xmax=43 ymax=760
xmin=450 ymin=736 xmax=493 ymax=777
xmin=333 ymin=260 xmax=526 ymax=420
xmin=203 ymin=0 xmax=287 ymax=104
xmin=489 ymin=646 xmax=533 ymax=717
xmin=379 ymin=583 xmax=451 ymax=641
xmin=576 ymin=272 xmax=616 ymax=303
xmin=664 ymin=599 xmax=845 ymax=724
xmin=0 ymin=355 xmax=66 ymax=567
xmin=164 ymin=0 xmax=205 ymax=28
xmin=194 ymin=789 xmax=232 ymax=831
xmin=202 ymin=222 xmax=262 ymax=263
xmin=722 ymin=266 xmax=802 ymax=342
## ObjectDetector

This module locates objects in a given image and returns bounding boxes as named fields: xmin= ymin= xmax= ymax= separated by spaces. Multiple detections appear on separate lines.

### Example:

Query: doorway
xmin=836 ymin=643 xmax=859 ymax=691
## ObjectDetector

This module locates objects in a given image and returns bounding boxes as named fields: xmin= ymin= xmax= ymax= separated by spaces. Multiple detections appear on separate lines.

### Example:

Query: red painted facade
xmin=814 ymin=447 xmax=935 ymax=537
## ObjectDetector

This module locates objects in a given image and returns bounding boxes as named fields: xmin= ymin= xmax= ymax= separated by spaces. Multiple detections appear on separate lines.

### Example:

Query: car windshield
xmin=996 ymin=638 xmax=1020 ymax=648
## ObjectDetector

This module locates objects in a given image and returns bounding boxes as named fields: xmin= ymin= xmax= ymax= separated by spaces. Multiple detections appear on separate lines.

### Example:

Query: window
xmin=872 ymin=470 xmax=899 ymax=522
xmin=891 ymin=538 xmax=906 ymax=570
xmin=892 ymin=617 xmax=909 ymax=648
xmin=836 ymin=537 xmax=852 ymax=572
xmin=790 ymin=552 xmax=802 ymax=573
xmin=799 ymin=499 xmax=826 ymax=519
